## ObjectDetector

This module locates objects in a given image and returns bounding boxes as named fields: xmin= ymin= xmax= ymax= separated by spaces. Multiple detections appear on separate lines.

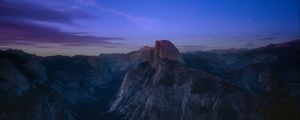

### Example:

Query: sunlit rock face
xmin=110 ymin=40 xmax=256 ymax=120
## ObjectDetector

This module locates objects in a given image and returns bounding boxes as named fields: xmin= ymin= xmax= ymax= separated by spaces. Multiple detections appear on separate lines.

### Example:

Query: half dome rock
xmin=153 ymin=40 xmax=185 ymax=65
xmin=109 ymin=40 xmax=255 ymax=120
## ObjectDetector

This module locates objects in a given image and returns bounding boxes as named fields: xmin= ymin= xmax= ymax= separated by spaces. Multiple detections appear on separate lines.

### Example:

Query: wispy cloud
xmin=0 ymin=18 xmax=124 ymax=47
xmin=0 ymin=0 xmax=124 ymax=48
xmin=0 ymin=0 xmax=96 ymax=25
xmin=0 ymin=40 xmax=53 ymax=48
xmin=98 ymin=6 xmax=157 ymax=30
xmin=77 ymin=0 xmax=158 ymax=30
xmin=178 ymin=45 xmax=220 ymax=52
xmin=259 ymin=37 xmax=276 ymax=41
xmin=244 ymin=42 xmax=255 ymax=48
xmin=271 ymin=32 xmax=286 ymax=35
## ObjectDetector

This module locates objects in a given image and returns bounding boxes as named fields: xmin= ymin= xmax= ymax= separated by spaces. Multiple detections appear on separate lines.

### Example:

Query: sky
xmin=0 ymin=0 xmax=299 ymax=56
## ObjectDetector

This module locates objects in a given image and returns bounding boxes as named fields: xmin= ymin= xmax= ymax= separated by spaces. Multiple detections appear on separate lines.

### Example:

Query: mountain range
xmin=0 ymin=39 xmax=300 ymax=120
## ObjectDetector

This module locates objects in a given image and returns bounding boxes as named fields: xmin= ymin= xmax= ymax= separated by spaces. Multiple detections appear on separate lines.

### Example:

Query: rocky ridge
xmin=109 ymin=40 xmax=257 ymax=120
xmin=0 ymin=39 xmax=299 ymax=120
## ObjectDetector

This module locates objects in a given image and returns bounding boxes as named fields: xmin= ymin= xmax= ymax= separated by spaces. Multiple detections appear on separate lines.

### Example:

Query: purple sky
xmin=0 ymin=0 xmax=299 ymax=56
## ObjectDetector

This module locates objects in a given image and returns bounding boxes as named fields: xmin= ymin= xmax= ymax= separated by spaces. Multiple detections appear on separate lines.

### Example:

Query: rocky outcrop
xmin=0 ymin=59 xmax=30 ymax=98
xmin=0 ymin=55 xmax=75 ymax=120
xmin=153 ymin=40 xmax=184 ymax=66
xmin=0 ymin=50 xmax=133 ymax=120
xmin=182 ymin=39 xmax=300 ymax=120
xmin=109 ymin=40 xmax=256 ymax=120
xmin=22 ymin=60 xmax=47 ymax=85
xmin=40 ymin=55 xmax=127 ymax=120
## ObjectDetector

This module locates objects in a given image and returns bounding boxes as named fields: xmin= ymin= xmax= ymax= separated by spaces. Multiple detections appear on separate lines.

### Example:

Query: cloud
xmin=76 ymin=0 xmax=157 ymax=30
xmin=0 ymin=17 xmax=124 ymax=47
xmin=271 ymin=32 xmax=289 ymax=35
xmin=0 ymin=40 xmax=53 ymax=48
xmin=77 ymin=0 xmax=97 ymax=4
xmin=0 ymin=0 xmax=96 ymax=25
xmin=0 ymin=0 xmax=124 ymax=48
xmin=244 ymin=42 xmax=255 ymax=47
xmin=178 ymin=45 xmax=220 ymax=52
xmin=96 ymin=6 xmax=157 ymax=29
xmin=259 ymin=37 xmax=276 ymax=41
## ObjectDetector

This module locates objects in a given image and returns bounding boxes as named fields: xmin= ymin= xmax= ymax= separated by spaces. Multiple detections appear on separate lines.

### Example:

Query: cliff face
xmin=109 ymin=40 xmax=256 ymax=120
xmin=153 ymin=40 xmax=184 ymax=66
xmin=182 ymin=40 xmax=300 ymax=120
xmin=0 ymin=54 xmax=74 ymax=120
xmin=0 ymin=59 xmax=30 ymax=98
xmin=0 ymin=50 xmax=132 ymax=120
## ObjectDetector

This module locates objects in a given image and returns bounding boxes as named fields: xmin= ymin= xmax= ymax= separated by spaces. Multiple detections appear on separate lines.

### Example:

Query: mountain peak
xmin=154 ymin=40 xmax=184 ymax=64
xmin=138 ymin=45 xmax=152 ymax=53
